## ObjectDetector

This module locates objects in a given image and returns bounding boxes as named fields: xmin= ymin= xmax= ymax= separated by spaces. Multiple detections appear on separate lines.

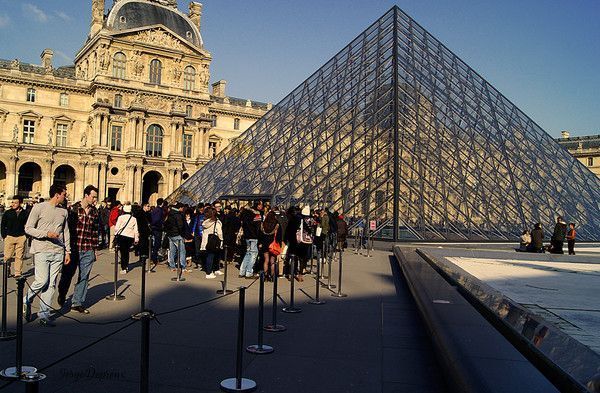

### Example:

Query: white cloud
xmin=54 ymin=11 xmax=71 ymax=22
xmin=23 ymin=4 xmax=48 ymax=23
xmin=0 ymin=14 xmax=10 ymax=28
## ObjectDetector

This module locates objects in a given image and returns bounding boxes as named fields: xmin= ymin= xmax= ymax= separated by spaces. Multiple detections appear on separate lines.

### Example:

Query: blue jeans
xmin=204 ymin=252 xmax=216 ymax=274
xmin=168 ymin=236 xmax=186 ymax=269
xmin=72 ymin=250 xmax=96 ymax=307
xmin=24 ymin=252 xmax=64 ymax=319
xmin=151 ymin=229 xmax=162 ymax=262
xmin=240 ymin=239 xmax=258 ymax=277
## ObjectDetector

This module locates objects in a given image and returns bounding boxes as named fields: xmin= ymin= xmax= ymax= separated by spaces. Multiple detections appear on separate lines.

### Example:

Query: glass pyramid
xmin=171 ymin=6 xmax=600 ymax=241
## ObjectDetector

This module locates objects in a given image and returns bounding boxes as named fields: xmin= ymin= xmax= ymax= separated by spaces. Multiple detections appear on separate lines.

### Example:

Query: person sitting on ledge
xmin=516 ymin=229 xmax=531 ymax=252
xmin=526 ymin=223 xmax=544 ymax=253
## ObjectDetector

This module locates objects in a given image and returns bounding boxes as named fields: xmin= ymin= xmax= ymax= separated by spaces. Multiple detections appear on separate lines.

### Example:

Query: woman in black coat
xmin=133 ymin=204 xmax=152 ymax=263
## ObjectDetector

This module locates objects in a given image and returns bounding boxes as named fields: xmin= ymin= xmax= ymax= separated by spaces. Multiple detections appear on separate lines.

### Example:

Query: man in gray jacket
xmin=24 ymin=184 xmax=71 ymax=327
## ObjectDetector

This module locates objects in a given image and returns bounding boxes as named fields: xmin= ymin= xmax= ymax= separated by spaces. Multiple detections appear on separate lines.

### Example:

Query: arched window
xmin=149 ymin=59 xmax=162 ymax=84
xmin=112 ymin=52 xmax=126 ymax=78
xmin=146 ymin=124 xmax=163 ymax=157
xmin=183 ymin=66 xmax=195 ymax=90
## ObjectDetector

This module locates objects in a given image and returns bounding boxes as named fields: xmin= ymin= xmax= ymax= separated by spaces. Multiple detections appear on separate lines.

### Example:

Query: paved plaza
xmin=422 ymin=246 xmax=600 ymax=355
xmin=0 ymin=248 xmax=446 ymax=393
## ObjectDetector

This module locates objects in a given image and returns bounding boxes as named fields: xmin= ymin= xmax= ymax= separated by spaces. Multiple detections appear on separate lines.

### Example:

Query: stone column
xmin=166 ymin=169 xmax=174 ymax=195
xmin=170 ymin=123 xmax=177 ymax=156
xmin=136 ymin=118 xmax=145 ymax=151
xmin=75 ymin=161 xmax=88 ymax=198
xmin=128 ymin=117 xmax=137 ymax=151
xmin=92 ymin=114 xmax=101 ymax=147
xmin=98 ymin=162 xmax=107 ymax=201
xmin=126 ymin=164 xmax=135 ymax=202
xmin=42 ymin=158 xmax=54 ymax=199
xmin=6 ymin=155 xmax=18 ymax=197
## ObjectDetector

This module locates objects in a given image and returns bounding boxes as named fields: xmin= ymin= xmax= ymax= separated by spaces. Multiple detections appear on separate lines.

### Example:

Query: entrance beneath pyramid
xmin=218 ymin=194 xmax=272 ymax=211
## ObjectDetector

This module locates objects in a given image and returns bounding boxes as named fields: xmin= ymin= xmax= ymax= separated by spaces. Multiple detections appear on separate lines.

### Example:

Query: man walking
xmin=1 ymin=195 xmax=30 ymax=278
xmin=57 ymin=185 xmax=99 ymax=313
xmin=24 ymin=184 xmax=71 ymax=326
xmin=164 ymin=203 xmax=187 ymax=271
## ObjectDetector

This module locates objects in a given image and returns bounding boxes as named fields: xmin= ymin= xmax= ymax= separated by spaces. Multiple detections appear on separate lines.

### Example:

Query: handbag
xmin=296 ymin=219 xmax=313 ymax=244
xmin=268 ymin=225 xmax=282 ymax=256
xmin=206 ymin=221 xmax=221 ymax=252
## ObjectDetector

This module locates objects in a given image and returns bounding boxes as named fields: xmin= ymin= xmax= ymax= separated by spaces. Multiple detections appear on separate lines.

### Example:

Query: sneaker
xmin=206 ymin=273 xmax=216 ymax=279
xmin=120 ymin=269 xmax=127 ymax=275
xmin=39 ymin=318 xmax=56 ymax=327
xmin=23 ymin=301 xmax=32 ymax=322
xmin=71 ymin=306 xmax=90 ymax=314
xmin=214 ymin=270 xmax=224 ymax=276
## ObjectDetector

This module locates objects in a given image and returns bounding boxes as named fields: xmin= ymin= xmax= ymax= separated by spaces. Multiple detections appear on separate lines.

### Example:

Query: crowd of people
xmin=0 ymin=184 xmax=349 ymax=327
xmin=517 ymin=215 xmax=577 ymax=255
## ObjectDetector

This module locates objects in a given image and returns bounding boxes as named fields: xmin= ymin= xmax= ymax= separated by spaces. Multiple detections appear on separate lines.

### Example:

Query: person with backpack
xmin=200 ymin=206 xmax=223 ymax=279
xmin=163 ymin=203 xmax=187 ymax=272
xmin=113 ymin=202 xmax=139 ymax=274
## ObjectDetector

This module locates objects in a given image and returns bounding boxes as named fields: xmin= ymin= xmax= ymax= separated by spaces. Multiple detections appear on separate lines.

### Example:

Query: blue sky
xmin=0 ymin=0 xmax=598 ymax=137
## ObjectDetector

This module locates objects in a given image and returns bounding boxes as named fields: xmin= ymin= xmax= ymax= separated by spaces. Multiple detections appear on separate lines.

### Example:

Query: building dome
xmin=106 ymin=0 xmax=202 ymax=47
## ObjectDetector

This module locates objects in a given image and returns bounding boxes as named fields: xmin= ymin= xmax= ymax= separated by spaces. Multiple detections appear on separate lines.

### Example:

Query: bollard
xmin=264 ymin=261 xmax=286 ymax=332
xmin=217 ymin=246 xmax=233 ymax=295
xmin=0 ymin=278 xmax=38 ymax=380
xmin=246 ymin=272 xmax=274 ymax=354
xmin=170 ymin=239 xmax=186 ymax=282
xmin=106 ymin=244 xmax=125 ymax=301
xmin=282 ymin=255 xmax=301 ymax=314
xmin=308 ymin=250 xmax=326 ymax=305
xmin=0 ymin=260 xmax=16 ymax=341
xmin=331 ymin=250 xmax=348 ymax=298
xmin=220 ymin=287 xmax=257 ymax=392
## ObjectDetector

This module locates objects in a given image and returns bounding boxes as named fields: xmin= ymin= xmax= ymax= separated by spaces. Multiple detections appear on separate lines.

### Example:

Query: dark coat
xmin=240 ymin=208 xmax=261 ymax=240
xmin=1 ymin=208 xmax=29 ymax=238
xmin=337 ymin=218 xmax=348 ymax=242
xmin=531 ymin=228 xmax=544 ymax=249
xmin=552 ymin=222 xmax=567 ymax=242
xmin=163 ymin=209 xmax=185 ymax=237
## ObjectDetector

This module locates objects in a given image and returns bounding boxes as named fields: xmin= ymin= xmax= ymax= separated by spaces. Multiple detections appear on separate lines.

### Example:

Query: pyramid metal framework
xmin=171 ymin=6 xmax=600 ymax=241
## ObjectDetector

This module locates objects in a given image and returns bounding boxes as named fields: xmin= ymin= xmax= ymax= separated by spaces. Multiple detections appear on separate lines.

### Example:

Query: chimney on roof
xmin=212 ymin=80 xmax=227 ymax=98
xmin=561 ymin=130 xmax=570 ymax=139
xmin=189 ymin=2 xmax=203 ymax=32
xmin=40 ymin=49 xmax=53 ymax=70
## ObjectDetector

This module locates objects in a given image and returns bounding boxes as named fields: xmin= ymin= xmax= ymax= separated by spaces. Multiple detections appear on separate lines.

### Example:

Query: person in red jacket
xmin=108 ymin=200 xmax=122 ymax=248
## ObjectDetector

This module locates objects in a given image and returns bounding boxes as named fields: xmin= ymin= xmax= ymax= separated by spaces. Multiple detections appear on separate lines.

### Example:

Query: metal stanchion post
xmin=331 ymin=250 xmax=347 ymax=298
xmin=247 ymin=272 xmax=273 ymax=354
xmin=323 ymin=242 xmax=336 ymax=289
xmin=308 ymin=248 xmax=326 ymax=305
xmin=217 ymin=246 xmax=233 ymax=294
xmin=106 ymin=244 xmax=125 ymax=301
xmin=170 ymin=239 xmax=186 ymax=282
xmin=309 ymin=245 xmax=314 ymax=274
xmin=0 ymin=259 xmax=16 ymax=341
xmin=139 ymin=310 xmax=153 ymax=393
xmin=282 ymin=255 xmax=301 ymax=313
xmin=220 ymin=287 xmax=257 ymax=392
xmin=1 ymin=278 xmax=40 ymax=380
xmin=264 ymin=261 xmax=286 ymax=332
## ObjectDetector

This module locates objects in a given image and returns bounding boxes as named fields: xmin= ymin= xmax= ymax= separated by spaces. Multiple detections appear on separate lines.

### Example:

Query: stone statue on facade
xmin=97 ymin=44 xmax=110 ymax=71
xmin=199 ymin=63 xmax=210 ymax=86
xmin=131 ymin=51 xmax=145 ymax=78
xmin=48 ymin=128 xmax=53 ymax=145
xmin=172 ymin=58 xmax=182 ymax=82
xmin=12 ymin=125 xmax=18 ymax=142
xmin=92 ymin=0 xmax=104 ymax=22
xmin=10 ymin=59 xmax=19 ymax=70
xmin=81 ymin=130 xmax=88 ymax=147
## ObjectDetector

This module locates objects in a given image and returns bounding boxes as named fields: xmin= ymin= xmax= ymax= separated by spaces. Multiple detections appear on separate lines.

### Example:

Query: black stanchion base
xmin=0 ymin=331 xmax=17 ymax=341
xmin=217 ymin=289 xmax=234 ymax=294
xmin=0 ymin=366 xmax=37 ymax=379
xmin=220 ymin=377 xmax=257 ymax=392
xmin=105 ymin=294 xmax=125 ymax=301
xmin=281 ymin=307 xmax=301 ymax=313
xmin=263 ymin=324 xmax=286 ymax=332
xmin=331 ymin=292 xmax=348 ymax=298
xmin=246 ymin=344 xmax=274 ymax=354
xmin=308 ymin=299 xmax=326 ymax=305
xmin=171 ymin=277 xmax=186 ymax=282
xmin=321 ymin=283 xmax=336 ymax=289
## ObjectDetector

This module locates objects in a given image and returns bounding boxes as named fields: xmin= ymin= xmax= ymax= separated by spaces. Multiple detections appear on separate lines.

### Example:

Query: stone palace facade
xmin=0 ymin=0 xmax=269 ymax=205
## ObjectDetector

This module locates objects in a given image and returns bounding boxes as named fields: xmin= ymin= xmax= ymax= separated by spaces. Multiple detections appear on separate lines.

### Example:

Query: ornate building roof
xmin=0 ymin=59 xmax=76 ymax=79
xmin=106 ymin=0 xmax=203 ymax=48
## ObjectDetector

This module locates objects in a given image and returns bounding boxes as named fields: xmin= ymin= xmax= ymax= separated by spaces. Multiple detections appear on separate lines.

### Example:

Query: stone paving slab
xmin=0 ymin=248 xmax=447 ymax=392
